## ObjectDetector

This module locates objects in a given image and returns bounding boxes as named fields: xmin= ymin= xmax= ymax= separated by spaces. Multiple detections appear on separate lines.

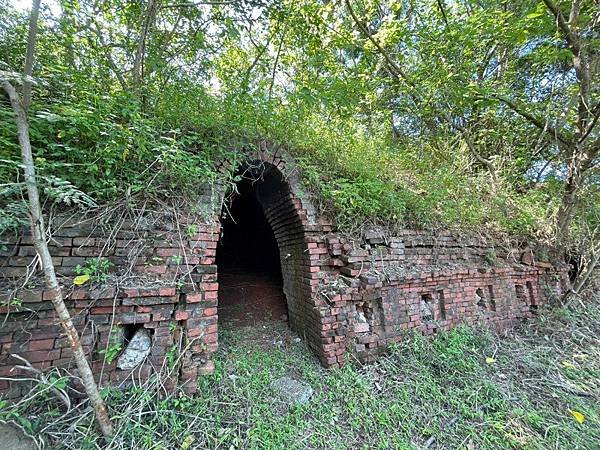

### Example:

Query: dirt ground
xmin=217 ymin=271 xmax=289 ymax=327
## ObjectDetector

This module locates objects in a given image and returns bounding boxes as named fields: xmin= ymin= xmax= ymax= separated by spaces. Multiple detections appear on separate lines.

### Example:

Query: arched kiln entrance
xmin=216 ymin=160 xmax=309 ymax=331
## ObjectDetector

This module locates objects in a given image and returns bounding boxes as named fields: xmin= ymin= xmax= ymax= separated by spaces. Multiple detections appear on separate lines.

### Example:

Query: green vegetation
xmin=1 ymin=0 xmax=598 ymax=244
xmin=99 ymin=328 xmax=124 ymax=365
xmin=2 ymin=2 xmax=598 ymax=445
xmin=2 ymin=303 xmax=598 ymax=449
xmin=74 ymin=257 xmax=114 ymax=284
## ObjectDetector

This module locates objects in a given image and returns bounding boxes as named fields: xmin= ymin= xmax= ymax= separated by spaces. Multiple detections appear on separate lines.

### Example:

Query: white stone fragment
xmin=117 ymin=328 xmax=152 ymax=370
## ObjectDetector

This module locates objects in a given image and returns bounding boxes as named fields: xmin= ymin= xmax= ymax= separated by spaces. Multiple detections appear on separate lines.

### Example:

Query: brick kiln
xmin=0 ymin=145 xmax=569 ymax=397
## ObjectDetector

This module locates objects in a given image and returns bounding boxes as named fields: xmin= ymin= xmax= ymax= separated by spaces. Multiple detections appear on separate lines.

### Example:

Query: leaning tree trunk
xmin=1 ymin=0 xmax=113 ymax=438
xmin=2 ymin=82 xmax=113 ymax=438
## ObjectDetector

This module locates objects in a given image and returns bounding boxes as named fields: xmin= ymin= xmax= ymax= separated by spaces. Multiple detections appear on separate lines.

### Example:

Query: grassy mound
xmin=1 ymin=90 xmax=564 ymax=238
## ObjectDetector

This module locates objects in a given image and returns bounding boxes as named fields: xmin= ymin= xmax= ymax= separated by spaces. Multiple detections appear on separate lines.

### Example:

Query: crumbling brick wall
xmin=307 ymin=230 xmax=569 ymax=366
xmin=0 ymin=146 xmax=569 ymax=398
xmin=0 ymin=207 xmax=220 ymax=398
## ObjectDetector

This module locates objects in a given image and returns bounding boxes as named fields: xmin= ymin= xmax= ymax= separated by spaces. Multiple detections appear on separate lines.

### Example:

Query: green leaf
xmin=526 ymin=12 xmax=543 ymax=19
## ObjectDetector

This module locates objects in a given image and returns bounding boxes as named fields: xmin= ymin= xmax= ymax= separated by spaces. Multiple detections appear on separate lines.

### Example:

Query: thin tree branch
xmin=244 ymin=26 xmax=278 ymax=84
xmin=542 ymin=0 xmax=580 ymax=54
xmin=568 ymin=0 xmax=582 ymax=26
xmin=436 ymin=0 xmax=449 ymax=27
xmin=269 ymin=24 xmax=286 ymax=98
xmin=161 ymin=1 xmax=235 ymax=7
xmin=10 ymin=354 xmax=71 ymax=410
xmin=83 ymin=22 xmax=128 ymax=90
xmin=493 ymin=94 xmax=572 ymax=148
xmin=133 ymin=0 xmax=159 ymax=89
xmin=579 ymin=101 xmax=600 ymax=144
xmin=542 ymin=0 xmax=591 ymax=137
xmin=454 ymin=122 xmax=498 ymax=184
xmin=344 ymin=0 xmax=414 ymax=87
xmin=22 ymin=0 xmax=41 ymax=110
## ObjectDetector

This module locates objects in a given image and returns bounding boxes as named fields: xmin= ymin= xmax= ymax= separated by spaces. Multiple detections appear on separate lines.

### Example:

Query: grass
xmin=1 ymin=302 xmax=599 ymax=449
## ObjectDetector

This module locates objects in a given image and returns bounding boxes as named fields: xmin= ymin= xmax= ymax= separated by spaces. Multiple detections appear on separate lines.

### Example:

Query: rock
xmin=117 ymin=328 xmax=152 ymax=370
xmin=0 ymin=423 xmax=36 ymax=450
xmin=271 ymin=377 xmax=313 ymax=406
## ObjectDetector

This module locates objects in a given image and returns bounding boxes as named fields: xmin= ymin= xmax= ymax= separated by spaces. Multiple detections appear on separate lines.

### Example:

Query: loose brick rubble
xmin=0 ymin=145 xmax=570 ymax=398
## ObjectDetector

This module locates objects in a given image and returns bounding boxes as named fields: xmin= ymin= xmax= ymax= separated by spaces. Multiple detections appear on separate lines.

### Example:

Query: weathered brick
xmin=119 ymin=313 xmax=151 ymax=324
xmin=203 ymin=308 xmax=217 ymax=317
xmin=175 ymin=311 xmax=189 ymax=321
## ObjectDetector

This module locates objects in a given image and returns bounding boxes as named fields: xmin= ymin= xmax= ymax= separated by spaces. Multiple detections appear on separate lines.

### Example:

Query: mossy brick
xmin=152 ymin=310 xmax=173 ymax=321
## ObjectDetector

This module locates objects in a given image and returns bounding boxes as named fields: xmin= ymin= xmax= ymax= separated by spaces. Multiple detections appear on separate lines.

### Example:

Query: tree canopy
xmin=1 ymin=0 xmax=599 ymax=247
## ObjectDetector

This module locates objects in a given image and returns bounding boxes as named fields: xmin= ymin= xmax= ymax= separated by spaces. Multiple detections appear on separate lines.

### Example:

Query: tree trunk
xmin=2 ymin=79 xmax=114 ymax=439
xmin=132 ymin=0 xmax=158 ymax=89
xmin=1 ymin=0 xmax=113 ymax=438
xmin=555 ymin=149 xmax=586 ymax=241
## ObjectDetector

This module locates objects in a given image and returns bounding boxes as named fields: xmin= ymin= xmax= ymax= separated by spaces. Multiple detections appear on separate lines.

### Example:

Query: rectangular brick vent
xmin=437 ymin=290 xmax=446 ymax=319
xmin=475 ymin=288 xmax=487 ymax=309
xmin=526 ymin=281 xmax=538 ymax=312
xmin=487 ymin=285 xmax=496 ymax=311
xmin=420 ymin=293 xmax=434 ymax=323
xmin=515 ymin=284 xmax=527 ymax=303
xmin=354 ymin=302 xmax=373 ymax=333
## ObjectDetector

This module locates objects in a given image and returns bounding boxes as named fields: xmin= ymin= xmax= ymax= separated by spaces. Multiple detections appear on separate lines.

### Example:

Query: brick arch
xmin=215 ymin=147 xmax=335 ymax=364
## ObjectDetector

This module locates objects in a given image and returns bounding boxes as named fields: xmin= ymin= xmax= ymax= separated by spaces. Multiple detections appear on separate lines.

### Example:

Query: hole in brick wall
xmin=217 ymin=174 xmax=288 ymax=328
xmin=515 ymin=284 xmax=526 ymax=303
xmin=567 ymin=254 xmax=580 ymax=283
xmin=420 ymin=293 xmax=434 ymax=322
xmin=526 ymin=281 xmax=538 ymax=313
xmin=116 ymin=325 xmax=153 ymax=371
xmin=475 ymin=288 xmax=486 ymax=309
xmin=123 ymin=323 xmax=144 ymax=345
xmin=487 ymin=285 xmax=496 ymax=311
xmin=437 ymin=290 xmax=446 ymax=320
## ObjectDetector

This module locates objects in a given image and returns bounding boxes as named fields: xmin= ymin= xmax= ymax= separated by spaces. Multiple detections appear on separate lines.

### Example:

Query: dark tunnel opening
xmin=216 ymin=175 xmax=289 ymax=327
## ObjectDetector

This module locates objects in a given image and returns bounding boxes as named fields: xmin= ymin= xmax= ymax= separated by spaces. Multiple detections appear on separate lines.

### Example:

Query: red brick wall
xmin=306 ymin=230 xmax=569 ymax=366
xmin=0 ymin=209 xmax=220 ymax=397
xmin=0 ymin=146 xmax=569 ymax=399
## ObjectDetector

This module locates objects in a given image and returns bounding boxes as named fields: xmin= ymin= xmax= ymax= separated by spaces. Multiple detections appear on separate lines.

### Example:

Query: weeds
xmin=74 ymin=258 xmax=114 ymax=284
xmin=1 ymin=302 xmax=598 ymax=449
xmin=99 ymin=329 xmax=124 ymax=365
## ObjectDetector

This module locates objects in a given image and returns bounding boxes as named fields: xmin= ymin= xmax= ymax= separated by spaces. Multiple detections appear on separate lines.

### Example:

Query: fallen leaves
xmin=570 ymin=410 xmax=586 ymax=424
xmin=73 ymin=274 xmax=90 ymax=285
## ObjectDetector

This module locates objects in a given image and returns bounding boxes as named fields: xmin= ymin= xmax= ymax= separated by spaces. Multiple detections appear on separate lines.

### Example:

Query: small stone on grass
xmin=0 ymin=423 xmax=36 ymax=450
xmin=271 ymin=376 xmax=313 ymax=406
